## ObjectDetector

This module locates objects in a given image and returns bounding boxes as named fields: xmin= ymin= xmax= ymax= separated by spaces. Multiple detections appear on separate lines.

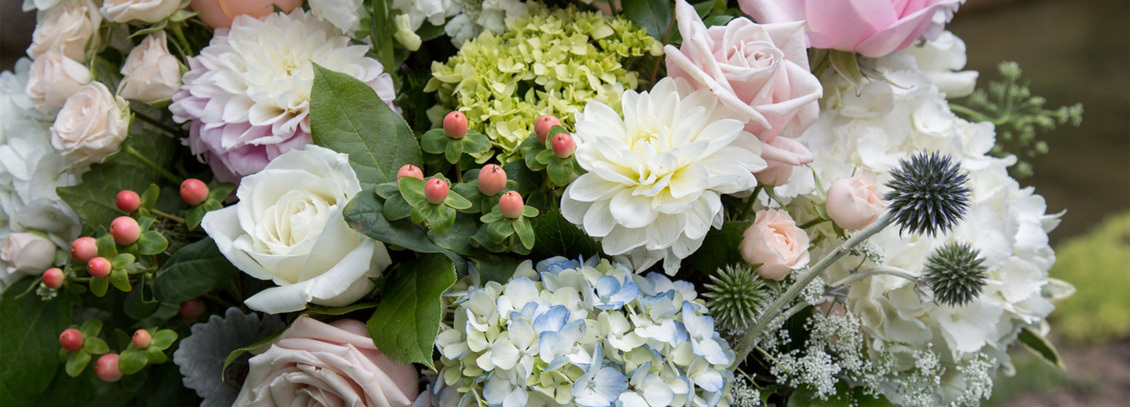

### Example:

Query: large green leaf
xmin=1018 ymin=326 xmax=1066 ymax=369
xmin=622 ymin=0 xmax=675 ymax=42
xmin=685 ymin=220 xmax=752 ymax=275
xmin=310 ymin=64 xmax=421 ymax=190
xmin=152 ymin=238 xmax=240 ymax=303
xmin=366 ymin=254 xmax=456 ymax=369
xmin=0 ymin=278 xmax=73 ymax=407
xmin=342 ymin=193 xmax=465 ymax=272
xmin=58 ymin=126 xmax=178 ymax=234
xmin=531 ymin=207 xmax=603 ymax=260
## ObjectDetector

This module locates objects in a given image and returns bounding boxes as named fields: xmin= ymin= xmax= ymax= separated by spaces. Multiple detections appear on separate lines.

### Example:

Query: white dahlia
xmin=170 ymin=10 xmax=397 ymax=182
xmin=561 ymin=77 xmax=767 ymax=275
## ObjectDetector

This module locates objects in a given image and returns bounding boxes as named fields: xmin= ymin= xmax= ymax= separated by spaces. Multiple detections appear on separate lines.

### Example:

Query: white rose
xmin=1 ymin=232 xmax=57 ymax=275
xmin=50 ymin=82 xmax=131 ymax=169
xmin=119 ymin=32 xmax=182 ymax=103
xmin=23 ymin=0 xmax=64 ymax=12
xmin=202 ymin=146 xmax=392 ymax=314
xmin=100 ymin=0 xmax=181 ymax=23
xmin=27 ymin=0 xmax=102 ymax=62
xmin=26 ymin=51 xmax=92 ymax=110
xmin=901 ymin=31 xmax=979 ymax=98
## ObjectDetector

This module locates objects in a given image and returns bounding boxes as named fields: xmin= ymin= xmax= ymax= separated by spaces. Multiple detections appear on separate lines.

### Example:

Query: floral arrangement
xmin=0 ymin=0 xmax=1084 ymax=407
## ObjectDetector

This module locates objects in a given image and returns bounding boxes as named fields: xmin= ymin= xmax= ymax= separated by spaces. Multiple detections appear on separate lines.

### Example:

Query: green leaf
xmin=546 ymin=160 xmax=574 ymax=186
xmin=65 ymin=351 xmax=91 ymax=378
xmin=208 ymin=182 xmax=235 ymax=202
xmin=305 ymin=302 xmax=380 ymax=316
xmin=90 ymin=277 xmax=109 ymax=297
xmin=427 ymin=215 xmax=477 ymax=256
xmin=444 ymin=190 xmax=473 ymax=210
xmin=111 ymin=253 xmax=136 ymax=270
xmin=144 ymin=346 xmax=168 ymax=364
xmin=444 ymin=137 xmax=464 ymax=163
xmin=488 ymin=220 xmax=514 ymax=243
xmin=462 ymin=133 xmax=492 ymax=155
xmin=184 ymin=205 xmax=206 ymax=231
xmin=399 ymin=176 xmax=427 ymax=208
xmin=58 ymin=128 xmax=177 ymax=234
xmin=149 ymin=330 xmax=177 ymax=350
xmin=82 ymin=337 xmax=109 ymax=355
xmin=424 ymin=204 xmax=457 ymax=235
xmin=152 ymin=238 xmax=240 ymax=303
xmin=118 ymin=348 xmax=148 ymax=375
xmin=420 ymin=129 xmax=448 ymax=154
xmin=311 ymin=64 xmax=422 ymax=190
xmin=622 ymin=0 xmax=675 ymax=42
xmin=382 ymin=193 xmax=413 ymax=221
xmin=123 ymin=281 xmax=160 ymax=320
xmin=108 ymin=269 xmax=131 ymax=292
xmin=502 ymin=160 xmax=542 ymax=197
xmin=136 ymin=230 xmax=168 ymax=255
xmin=469 ymin=254 xmax=522 ymax=284
xmin=685 ymin=220 xmax=751 ymax=275
xmin=79 ymin=319 xmax=103 ymax=338
xmin=343 ymin=193 xmax=467 ymax=274
xmin=367 ymin=254 xmax=456 ymax=369
xmin=0 ymin=278 xmax=72 ymax=406
xmin=513 ymin=219 xmax=535 ymax=250
xmin=829 ymin=50 xmax=865 ymax=92
xmin=530 ymin=207 xmax=603 ymax=259
xmin=139 ymin=184 xmax=159 ymax=211
xmin=95 ymin=235 xmax=118 ymax=259
xmin=1018 ymin=326 xmax=1066 ymax=369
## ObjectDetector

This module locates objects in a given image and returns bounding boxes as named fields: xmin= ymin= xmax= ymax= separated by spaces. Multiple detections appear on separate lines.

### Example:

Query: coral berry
xmin=397 ymin=164 xmax=424 ymax=180
xmin=109 ymin=216 xmax=141 ymax=245
xmin=535 ymin=115 xmax=561 ymax=144
xmin=95 ymin=353 xmax=122 ymax=382
xmin=180 ymin=178 xmax=209 ymax=206
xmin=552 ymin=133 xmax=575 ymax=158
xmin=43 ymin=268 xmax=65 ymax=289
xmin=477 ymin=164 xmax=507 ymax=196
xmin=425 ymin=178 xmax=449 ymax=205
xmin=131 ymin=329 xmax=151 ymax=349
xmin=443 ymin=111 xmax=468 ymax=139
xmin=180 ymin=298 xmax=205 ymax=318
xmin=59 ymin=328 xmax=83 ymax=352
xmin=87 ymin=257 xmax=111 ymax=278
xmin=115 ymin=190 xmax=140 ymax=212
xmin=70 ymin=237 xmax=97 ymax=263
xmin=499 ymin=191 xmax=524 ymax=219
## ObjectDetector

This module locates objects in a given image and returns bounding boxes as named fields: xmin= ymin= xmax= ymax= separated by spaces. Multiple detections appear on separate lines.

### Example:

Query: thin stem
xmin=737 ymin=185 xmax=763 ymax=220
xmin=151 ymin=209 xmax=185 ymax=224
xmin=123 ymin=144 xmax=182 ymax=184
xmin=649 ymin=17 xmax=678 ymax=87
xmin=730 ymin=213 xmax=895 ymax=368
xmin=132 ymin=112 xmax=183 ymax=136
xmin=798 ymin=218 xmax=830 ymax=229
xmin=830 ymin=266 xmax=919 ymax=288
xmin=168 ymin=23 xmax=194 ymax=58
xmin=948 ymin=104 xmax=1004 ymax=125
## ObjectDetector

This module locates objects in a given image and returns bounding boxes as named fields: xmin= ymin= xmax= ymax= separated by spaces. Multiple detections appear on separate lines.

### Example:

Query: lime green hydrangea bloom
xmin=426 ymin=3 xmax=663 ymax=162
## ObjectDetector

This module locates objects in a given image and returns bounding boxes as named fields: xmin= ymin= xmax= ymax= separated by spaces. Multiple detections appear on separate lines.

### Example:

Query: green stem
xmin=132 ymin=112 xmax=184 ymax=137
xmin=830 ymin=266 xmax=919 ymax=288
xmin=948 ymin=104 xmax=1005 ymax=126
xmin=798 ymin=218 xmax=830 ymax=229
xmin=169 ymin=23 xmax=193 ymax=58
xmin=151 ymin=209 xmax=185 ymax=224
xmin=123 ymin=144 xmax=182 ymax=184
xmin=730 ymin=213 xmax=895 ymax=368
xmin=737 ymin=185 xmax=764 ymax=220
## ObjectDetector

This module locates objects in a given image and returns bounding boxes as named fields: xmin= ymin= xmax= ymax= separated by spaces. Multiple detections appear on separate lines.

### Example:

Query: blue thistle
xmin=922 ymin=241 xmax=988 ymax=307
xmin=883 ymin=152 xmax=971 ymax=236
xmin=703 ymin=265 xmax=768 ymax=336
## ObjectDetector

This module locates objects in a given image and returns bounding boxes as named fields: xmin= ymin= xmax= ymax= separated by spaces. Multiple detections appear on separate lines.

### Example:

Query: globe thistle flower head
xmin=703 ymin=264 xmax=768 ymax=336
xmin=883 ymin=151 xmax=971 ymax=236
xmin=922 ymin=241 xmax=988 ymax=307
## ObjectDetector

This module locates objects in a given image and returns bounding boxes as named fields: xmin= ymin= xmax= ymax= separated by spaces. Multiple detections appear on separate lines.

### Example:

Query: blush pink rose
xmin=741 ymin=209 xmax=810 ymax=280
xmin=739 ymin=0 xmax=962 ymax=58
xmin=826 ymin=170 xmax=885 ymax=230
xmin=665 ymin=0 xmax=821 ymax=174
xmin=234 ymin=316 xmax=419 ymax=407
xmin=189 ymin=0 xmax=303 ymax=28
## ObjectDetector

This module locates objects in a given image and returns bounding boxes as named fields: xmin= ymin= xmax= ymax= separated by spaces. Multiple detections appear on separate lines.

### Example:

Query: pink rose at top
xmin=189 ymin=0 xmax=304 ymax=28
xmin=740 ymin=209 xmax=810 ymax=280
xmin=825 ymin=170 xmax=886 ymax=230
xmin=739 ymin=0 xmax=962 ymax=58
xmin=233 ymin=316 xmax=419 ymax=407
xmin=665 ymin=0 xmax=821 ymax=176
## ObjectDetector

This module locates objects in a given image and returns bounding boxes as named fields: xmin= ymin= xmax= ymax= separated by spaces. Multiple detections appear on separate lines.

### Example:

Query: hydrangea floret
xmin=426 ymin=3 xmax=663 ymax=162
xmin=424 ymin=256 xmax=736 ymax=407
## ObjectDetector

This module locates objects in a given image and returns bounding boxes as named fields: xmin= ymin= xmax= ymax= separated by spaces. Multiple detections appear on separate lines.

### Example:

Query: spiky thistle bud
xmin=922 ymin=241 xmax=988 ymax=307
xmin=884 ymin=151 xmax=970 ymax=236
xmin=703 ymin=265 xmax=768 ymax=335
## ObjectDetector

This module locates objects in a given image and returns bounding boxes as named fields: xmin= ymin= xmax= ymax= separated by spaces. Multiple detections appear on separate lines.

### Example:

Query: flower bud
xmin=443 ymin=111 xmax=468 ymax=139
xmin=95 ymin=353 xmax=122 ymax=382
xmin=87 ymin=257 xmax=111 ymax=278
xmin=740 ymin=209 xmax=809 ymax=281
xmin=59 ymin=328 xmax=84 ymax=352
xmin=552 ymin=133 xmax=575 ymax=158
xmin=131 ymin=329 xmax=151 ymax=349
xmin=535 ymin=115 xmax=561 ymax=144
xmin=43 ymin=268 xmax=65 ymax=289
xmin=424 ymin=178 xmax=450 ymax=204
xmin=71 ymin=237 xmax=98 ymax=263
xmin=180 ymin=178 xmax=209 ymax=206
xmin=50 ymin=82 xmax=130 ymax=169
xmin=477 ymin=164 xmax=507 ymax=196
xmin=26 ymin=51 xmax=92 ymax=110
xmin=110 ymin=216 xmax=141 ymax=245
xmin=119 ymin=32 xmax=182 ymax=103
xmin=499 ymin=191 xmax=524 ymax=219
xmin=179 ymin=298 xmax=205 ymax=318
xmin=754 ymin=162 xmax=794 ymax=187
xmin=116 ymin=190 xmax=141 ymax=212
xmin=397 ymin=164 xmax=424 ymax=180
xmin=1 ymin=233 xmax=57 ymax=275
xmin=826 ymin=170 xmax=884 ymax=230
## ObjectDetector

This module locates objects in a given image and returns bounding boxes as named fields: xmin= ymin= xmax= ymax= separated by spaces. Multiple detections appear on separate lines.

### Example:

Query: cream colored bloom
xmin=49 ymin=82 xmax=130 ymax=169
xmin=26 ymin=51 xmax=91 ymax=110
xmin=119 ymin=32 xmax=182 ymax=103
xmin=27 ymin=0 xmax=102 ymax=61
xmin=100 ymin=0 xmax=181 ymax=23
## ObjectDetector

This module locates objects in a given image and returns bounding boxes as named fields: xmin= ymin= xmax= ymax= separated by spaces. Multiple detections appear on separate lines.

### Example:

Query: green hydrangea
xmin=425 ymin=2 xmax=663 ymax=162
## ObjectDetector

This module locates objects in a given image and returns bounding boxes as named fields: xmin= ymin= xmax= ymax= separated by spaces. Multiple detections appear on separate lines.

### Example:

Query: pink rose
xmin=1 ymin=232 xmax=57 ymax=275
xmin=665 ymin=0 xmax=821 ymax=171
xmin=741 ymin=209 xmax=810 ymax=280
xmin=26 ymin=51 xmax=92 ymax=110
xmin=189 ymin=0 xmax=303 ymax=28
xmin=234 ymin=316 xmax=419 ymax=407
xmin=26 ymin=0 xmax=102 ymax=62
xmin=826 ymin=170 xmax=885 ymax=230
xmin=739 ymin=0 xmax=962 ymax=58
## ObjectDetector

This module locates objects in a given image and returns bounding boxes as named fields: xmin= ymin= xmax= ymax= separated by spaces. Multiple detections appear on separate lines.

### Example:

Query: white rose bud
xmin=1 ymin=233 xmax=57 ymax=275
xmin=100 ymin=0 xmax=182 ymax=23
xmin=50 ymin=82 xmax=131 ymax=169
xmin=27 ymin=0 xmax=102 ymax=62
xmin=119 ymin=32 xmax=182 ymax=103
xmin=202 ymin=146 xmax=393 ymax=314
xmin=26 ymin=51 xmax=92 ymax=110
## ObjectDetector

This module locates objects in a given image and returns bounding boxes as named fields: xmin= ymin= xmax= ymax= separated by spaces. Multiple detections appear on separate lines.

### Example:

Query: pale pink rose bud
xmin=27 ymin=0 xmax=102 ymax=61
xmin=740 ymin=209 xmax=810 ymax=280
xmin=1 ymin=233 xmax=57 ymax=275
xmin=26 ymin=51 xmax=92 ymax=110
xmin=825 ymin=170 xmax=886 ymax=230
xmin=119 ymin=32 xmax=182 ymax=103
xmin=50 ymin=82 xmax=130 ymax=169
xmin=754 ymin=162 xmax=793 ymax=186
xmin=477 ymin=164 xmax=507 ymax=196
xmin=100 ymin=0 xmax=181 ymax=24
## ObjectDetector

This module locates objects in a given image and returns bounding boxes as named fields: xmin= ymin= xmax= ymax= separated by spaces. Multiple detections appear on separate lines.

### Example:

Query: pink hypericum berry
xmin=397 ymin=164 xmax=424 ymax=180
xmin=43 ymin=268 xmax=65 ymax=289
xmin=477 ymin=164 xmax=507 ymax=196
xmin=425 ymin=178 xmax=449 ymax=204
xmin=535 ymin=115 xmax=561 ymax=144
xmin=132 ymin=329 xmax=151 ymax=349
xmin=115 ymin=190 xmax=140 ymax=212
xmin=109 ymin=216 xmax=141 ymax=246
xmin=443 ymin=111 xmax=468 ymax=139
xmin=70 ymin=237 xmax=97 ymax=263
xmin=180 ymin=178 xmax=209 ymax=206
xmin=59 ymin=328 xmax=84 ymax=352
xmin=87 ymin=257 xmax=111 ymax=278
xmin=552 ymin=133 xmax=575 ymax=158
xmin=95 ymin=353 xmax=122 ymax=382
xmin=499 ymin=191 xmax=524 ymax=219
xmin=179 ymin=298 xmax=205 ymax=318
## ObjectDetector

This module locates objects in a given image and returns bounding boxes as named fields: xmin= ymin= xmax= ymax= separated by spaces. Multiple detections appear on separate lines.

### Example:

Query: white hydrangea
xmin=779 ymin=53 xmax=1060 ymax=405
xmin=443 ymin=0 xmax=528 ymax=47
xmin=420 ymin=257 xmax=735 ymax=407
xmin=900 ymin=31 xmax=979 ymax=98
xmin=392 ymin=0 xmax=458 ymax=32
xmin=308 ymin=0 xmax=366 ymax=35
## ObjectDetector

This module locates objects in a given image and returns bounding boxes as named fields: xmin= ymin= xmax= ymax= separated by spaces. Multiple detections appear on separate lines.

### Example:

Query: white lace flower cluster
xmin=778 ymin=38 xmax=1061 ymax=406
xmin=420 ymin=257 xmax=735 ymax=407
